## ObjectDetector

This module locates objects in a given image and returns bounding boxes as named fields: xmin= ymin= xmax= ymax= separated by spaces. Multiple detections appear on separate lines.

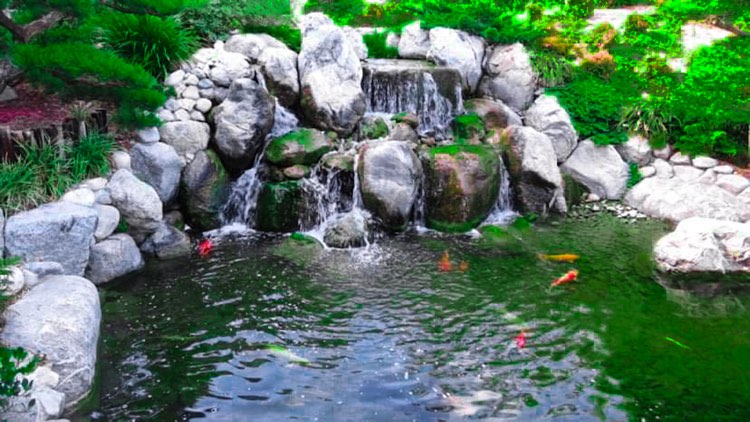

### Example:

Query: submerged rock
xmin=655 ymin=217 xmax=750 ymax=273
xmin=140 ymin=223 xmax=191 ymax=260
xmin=423 ymin=145 xmax=500 ymax=232
xmin=86 ymin=234 xmax=144 ymax=284
xmin=265 ymin=128 xmax=334 ymax=167
xmin=324 ymin=210 xmax=370 ymax=248
xmin=478 ymin=43 xmax=537 ymax=112
xmin=359 ymin=141 xmax=423 ymax=231
xmin=180 ymin=150 xmax=232 ymax=232
xmin=561 ymin=140 xmax=629 ymax=200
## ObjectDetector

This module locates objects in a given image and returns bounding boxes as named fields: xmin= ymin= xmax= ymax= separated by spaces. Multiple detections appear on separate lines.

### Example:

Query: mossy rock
xmin=256 ymin=180 xmax=304 ymax=232
xmin=273 ymin=232 xmax=324 ymax=265
xmin=562 ymin=173 xmax=589 ymax=207
xmin=391 ymin=112 xmax=419 ymax=129
xmin=424 ymin=145 xmax=500 ymax=233
xmin=453 ymin=113 xmax=486 ymax=145
xmin=265 ymin=128 xmax=334 ymax=167
xmin=320 ymin=151 xmax=355 ymax=173
xmin=359 ymin=116 xmax=390 ymax=140
xmin=283 ymin=164 xmax=311 ymax=180
xmin=180 ymin=149 xmax=231 ymax=232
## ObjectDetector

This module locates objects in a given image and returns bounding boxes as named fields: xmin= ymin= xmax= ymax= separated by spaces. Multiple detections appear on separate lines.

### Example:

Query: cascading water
xmin=482 ymin=157 xmax=517 ymax=226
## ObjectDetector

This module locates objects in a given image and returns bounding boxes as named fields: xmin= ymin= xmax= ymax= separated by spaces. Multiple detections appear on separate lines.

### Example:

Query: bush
xmin=531 ymin=49 xmax=574 ymax=87
xmin=181 ymin=0 xmax=290 ymax=43
xmin=627 ymin=162 xmax=644 ymax=188
xmin=304 ymin=0 xmax=366 ymax=25
xmin=362 ymin=31 xmax=398 ymax=59
xmin=98 ymin=12 xmax=198 ymax=79
xmin=243 ymin=24 xmax=301 ymax=52
xmin=619 ymin=98 xmax=676 ymax=149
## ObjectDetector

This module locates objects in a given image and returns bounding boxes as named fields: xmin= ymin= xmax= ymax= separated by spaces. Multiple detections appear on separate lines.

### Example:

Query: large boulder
xmin=258 ymin=47 xmax=300 ymax=108
xmin=85 ymin=234 xmax=144 ymax=284
xmin=158 ymin=121 xmax=210 ymax=167
xmin=426 ymin=28 xmax=485 ymax=94
xmin=398 ymin=21 xmax=431 ymax=59
xmin=298 ymin=17 xmax=366 ymax=135
xmin=423 ymin=145 xmax=501 ymax=232
xmin=625 ymin=177 xmax=750 ymax=223
xmin=130 ymin=142 xmax=182 ymax=204
xmin=0 ymin=276 xmax=100 ymax=408
xmin=255 ymin=181 xmax=305 ymax=232
xmin=224 ymin=33 xmax=288 ymax=60
xmin=359 ymin=141 xmax=423 ymax=231
xmin=501 ymin=126 xmax=566 ymax=215
xmin=180 ymin=150 xmax=232 ymax=232
xmin=140 ymin=223 xmax=191 ymax=260
xmin=213 ymin=77 xmax=276 ymax=173
xmin=654 ymin=218 xmax=750 ymax=273
xmin=463 ymin=98 xmax=522 ymax=129
xmin=524 ymin=95 xmax=577 ymax=163
xmin=342 ymin=26 xmax=368 ymax=60
xmin=107 ymin=169 xmax=163 ymax=236
xmin=265 ymin=128 xmax=334 ymax=167
xmin=616 ymin=135 xmax=652 ymax=166
xmin=560 ymin=140 xmax=629 ymax=200
xmin=478 ymin=43 xmax=538 ymax=113
xmin=323 ymin=210 xmax=370 ymax=248
xmin=4 ymin=202 xmax=97 ymax=276
xmin=93 ymin=204 xmax=120 ymax=241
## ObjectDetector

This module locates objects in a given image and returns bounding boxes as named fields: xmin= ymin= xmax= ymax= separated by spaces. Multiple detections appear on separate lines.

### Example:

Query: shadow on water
xmin=73 ymin=215 xmax=750 ymax=421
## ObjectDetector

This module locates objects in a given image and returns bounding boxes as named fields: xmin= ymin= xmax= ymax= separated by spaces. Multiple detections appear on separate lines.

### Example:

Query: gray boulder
xmin=298 ymin=12 xmax=335 ymax=36
xmin=93 ymin=204 xmax=120 ymax=241
xmin=158 ymin=121 xmax=210 ymax=167
xmin=0 ymin=276 xmax=100 ymax=408
xmin=107 ymin=169 xmax=163 ymax=236
xmin=478 ymin=43 xmax=538 ymax=113
xmin=359 ymin=141 xmax=423 ymax=231
xmin=188 ymin=48 xmax=253 ymax=88
xmin=524 ymin=95 xmax=577 ymax=163
xmin=561 ymin=140 xmax=629 ymax=200
xmin=654 ymin=217 xmax=750 ymax=273
xmin=136 ymin=127 xmax=160 ymax=144
xmin=180 ymin=150 xmax=232 ymax=231
xmin=342 ymin=26 xmax=368 ymax=60
xmin=716 ymin=174 xmax=750 ymax=195
xmin=224 ymin=33 xmax=287 ymax=60
xmin=61 ymin=188 xmax=96 ymax=207
xmin=398 ymin=21 xmax=431 ymax=59
xmin=4 ymin=202 xmax=97 ymax=276
xmin=25 ymin=261 xmax=64 ymax=278
xmin=213 ymin=77 xmax=275 ymax=173
xmin=625 ymin=177 xmax=750 ymax=223
xmin=140 ymin=223 xmax=191 ymax=260
xmin=464 ymin=98 xmax=522 ymax=129
xmin=427 ymin=28 xmax=485 ymax=94
xmin=258 ymin=47 xmax=300 ymax=108
xmin=323 ymin=210 xmax=370 ymax=248
xmin=298 ymin=19 xmax=366 ymax=135
xmin=501 ymin=126 xmax=566 ymax=215
xmin=616 ymin=135 xmax=652 ymax=166
xmin=85 ymin=234 xmax=144 ymax=284
xmin=130 ymin=142 xmax=182 ymax=204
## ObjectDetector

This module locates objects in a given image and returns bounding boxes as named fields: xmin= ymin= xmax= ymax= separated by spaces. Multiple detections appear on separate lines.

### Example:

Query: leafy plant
xmin=243 ymin=23 xmax=301 ymax=52
xmin=531 ymin=49 xmax=574 ymax=87
xmin=620 ymin=98 xmax=676 ymax=149
xmin=627 ymin=162 xmax=643 ymax=188
xmin=304 ymin=0 xmax=366 ymax=25
xmin=362 ymin=30 xmax=398 ymax=59
xmin=68 ymin=133 xmax=118 ymax=180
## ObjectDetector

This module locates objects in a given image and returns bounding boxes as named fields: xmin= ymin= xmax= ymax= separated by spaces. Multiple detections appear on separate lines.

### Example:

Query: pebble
xmin=716 ymin=174 xmax=750 ymax=195
xmin=669 ymin=151 xmax=691 ymax=165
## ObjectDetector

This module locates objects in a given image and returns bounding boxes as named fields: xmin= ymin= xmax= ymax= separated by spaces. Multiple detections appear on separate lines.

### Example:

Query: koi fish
xmin=438 ymin=251 xmax=452 ymax=272
xmin=538 ymin=253 xmax=580 ymax=263
xmin=263 ymin=344 xmax=310 ymax=364
xmin=551 ymin=269 xmax=579 ymax=287
xmin=197 ymin=239 xmax=214 ymax=257
xmin=459 ymin=261 xmax=469 ymax=272
xmin=516 ymin=330 xmax=527 ymax=349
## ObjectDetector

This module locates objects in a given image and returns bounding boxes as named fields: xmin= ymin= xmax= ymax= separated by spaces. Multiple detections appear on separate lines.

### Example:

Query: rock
xmin=524 ymin=95 xmax=577 ymax=163
xmin=639 ymin=166 xmax=656 ymax=178
xmin=359 ymin=141 xmax=423 ymax=231
xmin=25 ymin=261 xmax=64 ymax=278
xmin=5 ymin=202 xmax=97 ymax=276
xmin=157 ymin=109 xmax=175 ymax=122
xmin=140 ymin=223 xmax=191 ymax=260
xmin=298 ymin=12 xmax=335 ymax=36
xmin=0 ymin=276 xmax=100 ymax=408
xmin=560 ymin=140 xmax=628 ymax=200
xmin=158 ymin=121 xmax=210 ymax=167
xmin=478 ymin=43 xmax=537 ymax=113
xmin=673 ymin=165 xmax=703 ymax=182
xmin=185 ymin=73 xmax=199 ymax=86
xmin=716 ymin=174 xmax=750 ymax=195
xmin=463 ymin=98 xmax=522 ymax=130
xmin=501 ymin=126 xmax=566 ymax=214
xmin=386 ymin=32 xmax=400 ymax=49
xmin=586 ymin=193 xmax=601 ymax=202
xmin=0 ymin=265 xmax=24 ymax=296
xmin=713 ymin=165 xmax=734 ymax=175
xmin=697 ymin=168 xmax=718 ymax=184
xmin=0 ymin=208 xmax=4 ymax=256
xmin=625 ymin=177 xmax=750 ymax=223
xmin=0 ymin=85 xmax=18 ymax=102
xmin=78 ymin=177 xmax=108 ymax=192
xmin=190 ymin=110 xmax=205 ymax=121
xmin=107 ymin=169 xmax=163 ymax=236
xmin=93 ymin=204 xmax=120 ymax=241
xmin=61 ymin=188 xmax=96 ymax=207
xmin=213 ymin=77 xmax=275 ymax=173
xmin=692 ymin=156 xmax=718 ymax=169
xmin=224 ymin=33 xmax=287 ymax=60
xmin=652 ymin=158 xmax=674 ymax=179
xmin=426 ymin=28 xmax=485 ymax=94
xmin=95 ymin=189 xmax=112 ymax=205
xmin=255 ymin=181 xmax=305 ymax=232
xmin=177 ymin=98 xmax=196 ymax=112
xmin=265 ymin=128 xmax=334 ymax=167
xmin=130 ymin=142 xmax=182 ymax=204
xmin=652 ymin=144 xmax=672 ymax=160
xmin=283 ymin=164 xmax=310 ymax=180
xmin=195 ymin=98 xmax=212 ymax=113
xmin=111 ymin=151 xmax=131 ymax=171
xmin=85 ymin=234 xmax=143 ymax=284
xmin=358 ymin=115 xmax=390 ymax=140
xmin=136 ymin=127 xmax=160 ymax=144
xmin=739 ymin=187 xmax=750 ymax=206
xmin=389 ymin=123 xmax=419 ymax=143
xmin=163 ymin=210 xmax=184 ymax=230
xmin=189 ymin=48 xmax=253 ymax=88
xmin=398 ymin=21 xmax=431 ymax=59
xmin=323 ymin=210 xmax=370 ymax=248
xmin=33 ymin=387 xmax=66 ymax=419
xmin=180 ymin=150 xmax=232 ymax=231
xmin=669 ymin=151 xmax=691 ymax=165
xmin=654 ymin=218 xmax=750 ymax=273
xmin=183 ymin=86 xmax=200 ymax=100
xmin=258 ymin=46 xmax=300 ymax=108
xmin=392 ymin=112 xmax=419 ymax=129
xmin=452 ymin=113 xmax=486 ymax=144
xmin=298 ymin=20 xmax=365 ymax=135
xmin=423 ymin=145 xmax=500 ymax=232
xmin=616 ymin=135 xmax=652 ymax=166
xmin=321 ymin=150 xmax=355 ymax=173
xmin=342 ymin=26 xmax=368 ymax=60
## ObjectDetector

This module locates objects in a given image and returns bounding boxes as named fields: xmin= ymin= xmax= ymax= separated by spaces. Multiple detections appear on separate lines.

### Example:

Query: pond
xmin=74 ymin=215 xmax=750 ymax=421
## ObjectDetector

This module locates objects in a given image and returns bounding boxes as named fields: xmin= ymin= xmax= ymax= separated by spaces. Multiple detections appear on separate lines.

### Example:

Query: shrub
xmin=68 ymin=133 xmax=117 ymax=180
xmin=531 ymin=49 xmax=574 ymax=87
xmin=362 ymin=31 xmax=398 ymax=59
xmin=304 ymin=0 xmax=366 ymax=25
xmin=627 ymin=162 xmax=644 ymax=188
xmin=243 ymin=24 xmax=301 ymax=52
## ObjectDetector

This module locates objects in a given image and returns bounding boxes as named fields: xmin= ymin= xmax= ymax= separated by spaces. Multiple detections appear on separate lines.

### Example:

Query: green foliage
xmin=243 ymin=23 xmax=301 ymax=52
xmin=68 ymin=133 xmax=117 ymax=179
xmin=180 ymin=0 xmax=290 ymax=43
xmin=98 ymin=12 xmax=198 ymax=79
xmin=627 ymin=162 xmax=643 ymax=188
xmin=362 ymin=30 xmax=398 ymax=59
xmin=304 ymin=0 xmax=366 ymax=25
xmin=566 ymin=0 xmax=595 ymax=20
xmin=116 ymin=218 xmax=129 ymax=233
xmin=531 ymin=49 xmax=574 ymax=87
xmin=620 ymin=98 xmax=676 ymax=149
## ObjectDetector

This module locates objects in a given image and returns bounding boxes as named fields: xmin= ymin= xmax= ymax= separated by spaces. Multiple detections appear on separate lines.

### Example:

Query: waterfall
xmin=481 ymin=157 xmax=517 ymax=226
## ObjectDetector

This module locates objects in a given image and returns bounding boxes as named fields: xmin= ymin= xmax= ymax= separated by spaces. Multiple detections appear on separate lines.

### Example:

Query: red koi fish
xmin=516 ymin=330 xmax=527 ymax=349
xmin=551 ymin=269 xmax=579 ymax=287
xmin=198 ymin=239 xmax=214 ymax=257
xmin=438 ymin=251 xmax=452 ymax=272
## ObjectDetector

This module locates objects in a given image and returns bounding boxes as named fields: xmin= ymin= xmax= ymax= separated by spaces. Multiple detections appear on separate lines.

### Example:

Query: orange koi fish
xmin=516 ymin=330 xmax=527 ymax=349
xmin=198 ymin=239 xmax=214 ymax=257
xmin=538 ymin=253 xmax=580 ymax=263
xmin=438 ymin=251 xmax=452 ymax=272
xmin=551 ymin=269 xmax=579 ymax=287
xmin=458 ymin=261 xmax=469 ymax=272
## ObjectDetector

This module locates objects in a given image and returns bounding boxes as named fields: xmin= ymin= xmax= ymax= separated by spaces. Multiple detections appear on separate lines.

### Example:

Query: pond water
xmin=74 ymin=216 xmax=750 ymax=421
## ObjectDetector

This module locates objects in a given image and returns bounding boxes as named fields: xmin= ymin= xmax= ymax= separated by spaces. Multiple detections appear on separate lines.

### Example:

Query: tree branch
xmin=706 ymin=15 xmax=750 ymax=37
xmin=0 ymin=10 xmax=66 ymax=43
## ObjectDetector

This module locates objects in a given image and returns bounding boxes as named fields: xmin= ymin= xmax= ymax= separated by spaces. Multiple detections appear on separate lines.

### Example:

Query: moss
xmin=427 ymin=217 xmax=484 ymax=233
xmin=256 ymin=181 xmax=303 ymax=232
xmin=562 ymin=173 xmax=588 ymax=207
xmin=265 ymin=129 xmax=333 ymax=166
xmin=182 ymin=149 xmax=231 ymax=232
xmin=453 ymin=113 xmax=486 ymax=143
xmin=359 ymin=117 xmax=389 ymax=140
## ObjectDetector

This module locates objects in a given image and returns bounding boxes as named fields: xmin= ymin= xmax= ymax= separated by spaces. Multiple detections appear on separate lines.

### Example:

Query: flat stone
xmin=716 ymin=174 xmax=750 ymax=195
xmin=713 ymin=165 xmax=734 ymax=174
xmin=692 ymin=156 xmax=718 ymax=169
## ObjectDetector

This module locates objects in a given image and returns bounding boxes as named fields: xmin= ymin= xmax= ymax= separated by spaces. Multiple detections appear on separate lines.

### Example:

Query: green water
xmin=76 ymin=216 xmax=750 ymax=421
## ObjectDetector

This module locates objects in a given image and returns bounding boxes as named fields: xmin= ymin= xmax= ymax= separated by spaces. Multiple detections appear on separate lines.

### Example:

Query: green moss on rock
xmin=256 ymin=181 xmax=303 ymax=232
xmin=265 ymin=129 xmax=333 ymax=167
xmin=453 ymin=113 xmax=487 ymax=144
xmin=359 ymin=117 xmax=389 ymax=140
xmin=180 ymin=149 xmax=231 ymax=232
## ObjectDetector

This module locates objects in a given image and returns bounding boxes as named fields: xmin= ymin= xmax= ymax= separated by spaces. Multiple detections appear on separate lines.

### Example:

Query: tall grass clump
xmin=363 ymin=31 xmax=399 ymax=59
